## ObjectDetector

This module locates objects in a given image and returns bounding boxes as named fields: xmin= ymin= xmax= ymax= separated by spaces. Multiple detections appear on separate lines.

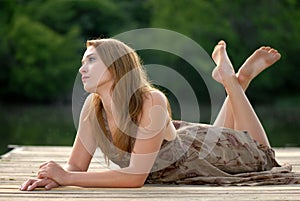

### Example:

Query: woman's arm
xmin=38 ymin=91 xmax=169 ymax=188
xmin=65 ymin=135 xmax=93 ymax=172
xmin=39 ymin=162 xmax=149 ymax=188
xmin=66 ymin=94 xmax=96 ymax=171
xmin=20 ymin=94 xmax=96 ymax=191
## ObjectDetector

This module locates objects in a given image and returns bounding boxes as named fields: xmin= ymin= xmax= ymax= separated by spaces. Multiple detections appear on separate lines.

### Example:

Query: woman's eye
xmin=89 ymin=57 xmax=96 ymax=62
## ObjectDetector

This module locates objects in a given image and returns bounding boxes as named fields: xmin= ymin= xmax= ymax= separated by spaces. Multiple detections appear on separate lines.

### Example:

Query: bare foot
xmin=212 ymin=41 xmax=236 ymax=87
xmin=237 ymin=46 xmax=281 ymax=89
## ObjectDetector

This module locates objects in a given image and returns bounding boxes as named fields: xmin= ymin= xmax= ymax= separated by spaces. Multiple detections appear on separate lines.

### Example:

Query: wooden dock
xmin=1 ymin=145 xmax=300 ymax=201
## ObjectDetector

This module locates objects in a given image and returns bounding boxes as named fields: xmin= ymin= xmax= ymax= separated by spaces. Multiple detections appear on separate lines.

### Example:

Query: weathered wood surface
xmin=1 ymin=146 xmax=300 ymax=201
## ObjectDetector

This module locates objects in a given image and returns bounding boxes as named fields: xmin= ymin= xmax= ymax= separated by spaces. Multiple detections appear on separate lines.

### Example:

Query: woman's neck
xmin=96 ymin=83 xmax=114 ymax=118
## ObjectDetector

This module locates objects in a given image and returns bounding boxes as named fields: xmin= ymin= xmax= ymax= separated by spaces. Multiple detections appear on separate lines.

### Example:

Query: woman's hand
xmin=38 ymin=161 xmax=70 ymax=185
xmin=20 ymin=178 xmax=59 ymax=191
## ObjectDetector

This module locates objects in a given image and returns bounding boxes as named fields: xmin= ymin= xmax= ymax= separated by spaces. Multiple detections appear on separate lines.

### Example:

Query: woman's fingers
xmin=38 ymin=169 xmax=47 ymax=179
xmin=27 ymin=182 xmax=39 ymax=191
xmin=20 ymin=179 xmax=43 ymax=191
xmin=38 ymin=161 xmax=55 ymax=178
xmin=45 ymin=181 xmax=59 ymax=190
xmin=20 ymin=161 xmax=61 ymax=191
xmin=39 ymin=161 xmax=49 ymax=168
xmin=20 ymin=179 xmax=36 ymax=191
xmin=20 ymin=178 xmax=57 ymax=191
xmin=37 ymin=161 xmax=67 ymax=185
xmin=39 ymin=160 xmax=55 ymax=168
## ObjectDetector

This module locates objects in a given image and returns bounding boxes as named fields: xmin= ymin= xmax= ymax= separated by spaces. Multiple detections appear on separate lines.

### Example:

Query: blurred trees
xmin=1 ymin=0 xmax=78 ymax=102
xmin=0 ymin=0 xmax=299 ymax=104
xmin=150 ymin=0 xmax=300 ymax=104
xmin=0 ymin=0 xmax=148 ymax=102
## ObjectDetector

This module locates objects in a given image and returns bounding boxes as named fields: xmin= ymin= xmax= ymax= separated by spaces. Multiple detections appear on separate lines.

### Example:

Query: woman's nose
xmin=79 ymin=64 xmax=87 ymax=74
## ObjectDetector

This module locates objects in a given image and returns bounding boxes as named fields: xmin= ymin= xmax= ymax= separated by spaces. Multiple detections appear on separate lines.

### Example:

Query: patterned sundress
xmin=102 ymin=117 xmax=300 ymax=186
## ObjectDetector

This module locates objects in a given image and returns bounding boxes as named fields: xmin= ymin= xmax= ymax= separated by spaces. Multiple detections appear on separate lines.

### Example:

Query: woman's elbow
xmin=128 ymin=181 xmax=144 ymax=188
xmin=125 ymin=176 xmax=146 ymax=188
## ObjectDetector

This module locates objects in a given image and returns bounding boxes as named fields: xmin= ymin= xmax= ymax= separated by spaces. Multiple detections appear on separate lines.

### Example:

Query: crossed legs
xmin=212 ymin=41 xmax=281 ymax=147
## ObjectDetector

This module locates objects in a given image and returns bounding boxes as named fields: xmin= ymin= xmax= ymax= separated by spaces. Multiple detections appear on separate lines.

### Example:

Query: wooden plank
xmin=0 ymin=191 xmax=300 ymax=201
xmin=2 ymin=185 xmax=300 ymax=192
xmin=0 ymin=146 xmax=300 ymax=201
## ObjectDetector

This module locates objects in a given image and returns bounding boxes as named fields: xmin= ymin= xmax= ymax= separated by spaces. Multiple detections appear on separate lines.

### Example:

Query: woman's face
xmin=79 ymin=46 xmax=113 ymax=93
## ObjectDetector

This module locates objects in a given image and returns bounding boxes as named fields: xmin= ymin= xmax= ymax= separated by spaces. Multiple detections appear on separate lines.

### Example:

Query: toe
xmin=218 ymin=40 xmax=226 ymax=46
xmin=263 ymin=46 xmax=272 ymax=51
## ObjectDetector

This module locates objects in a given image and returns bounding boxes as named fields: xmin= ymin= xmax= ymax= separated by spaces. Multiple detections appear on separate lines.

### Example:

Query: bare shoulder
xmin=139 ymin=90 xmax=168 ymax=120
xmin=79 ymin=93 xmax=95 ymax=121
xmin=140 ymin=90 xmax=176 ymax=141
xmin=82 ymin=93 xmax=94 ymax=110
xmin=139 ymin=90 xmax=169 ymax=128
xmin=143 ymin=90 xmax=168 ymax=107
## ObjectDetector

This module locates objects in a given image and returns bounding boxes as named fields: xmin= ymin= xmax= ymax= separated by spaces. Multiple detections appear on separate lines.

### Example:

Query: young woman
xmin=20 ymin=38 xmax=296 ymax=191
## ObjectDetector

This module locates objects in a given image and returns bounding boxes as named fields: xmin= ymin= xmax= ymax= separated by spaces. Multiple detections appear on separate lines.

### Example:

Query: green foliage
xmin=0 ymin=0 xmax=299 ymax=103
xmin=29 ymin=0 xmax=134 ymax=39
xmin=0 ymin=0 xmax=147 ymax=102
xmin=7 ymin=15 xmax=80 ymax=101
xmin=0 ymin=0 xmax=299 ymax=149
xmin=149 ymin=0 xmax=300 ymax=103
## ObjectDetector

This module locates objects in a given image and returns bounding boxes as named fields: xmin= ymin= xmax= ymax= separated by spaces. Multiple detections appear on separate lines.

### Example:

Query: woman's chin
xmin=83 ymin=85 xmax=97 ymax=93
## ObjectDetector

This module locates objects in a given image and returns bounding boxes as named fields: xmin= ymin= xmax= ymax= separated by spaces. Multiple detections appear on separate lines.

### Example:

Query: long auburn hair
xmin=86 ymin=38 xmax=171 ymax=160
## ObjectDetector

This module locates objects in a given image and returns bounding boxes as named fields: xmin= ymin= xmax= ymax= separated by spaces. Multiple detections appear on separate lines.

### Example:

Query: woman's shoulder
xmin=82 ymin=93 xmax=94 ymax=110
xmin=143 ymin=90 xmax=168 ymax=107
xmin=140 ymin=90 xmax=176 ymax=140
xmin=79 ymin=93 xmax=96 ymax=121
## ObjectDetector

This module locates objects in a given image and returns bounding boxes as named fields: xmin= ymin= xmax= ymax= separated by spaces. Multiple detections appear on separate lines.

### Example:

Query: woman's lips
xmin=82 ymin=76 xmax=89 ymax=82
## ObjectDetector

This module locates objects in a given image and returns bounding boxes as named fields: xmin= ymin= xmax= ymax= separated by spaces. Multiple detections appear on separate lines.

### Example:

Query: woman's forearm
xmin=65 ymin=169 xmax=147 ymax=188
xmin=64 ymin=163 xmax=86 ymax=172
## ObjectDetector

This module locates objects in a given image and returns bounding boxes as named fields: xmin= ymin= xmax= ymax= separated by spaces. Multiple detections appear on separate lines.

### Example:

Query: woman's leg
xmin=213 ymin=46 xmax=281 ymax=130
xmin=211 ymin=41 xmax=280 ymax=147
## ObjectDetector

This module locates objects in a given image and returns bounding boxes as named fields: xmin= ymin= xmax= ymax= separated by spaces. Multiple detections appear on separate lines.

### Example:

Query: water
xmin=0 ymin=104 xmax=299 ymax=155
xmin=0 ymin=104 xmax=76 ymax=155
